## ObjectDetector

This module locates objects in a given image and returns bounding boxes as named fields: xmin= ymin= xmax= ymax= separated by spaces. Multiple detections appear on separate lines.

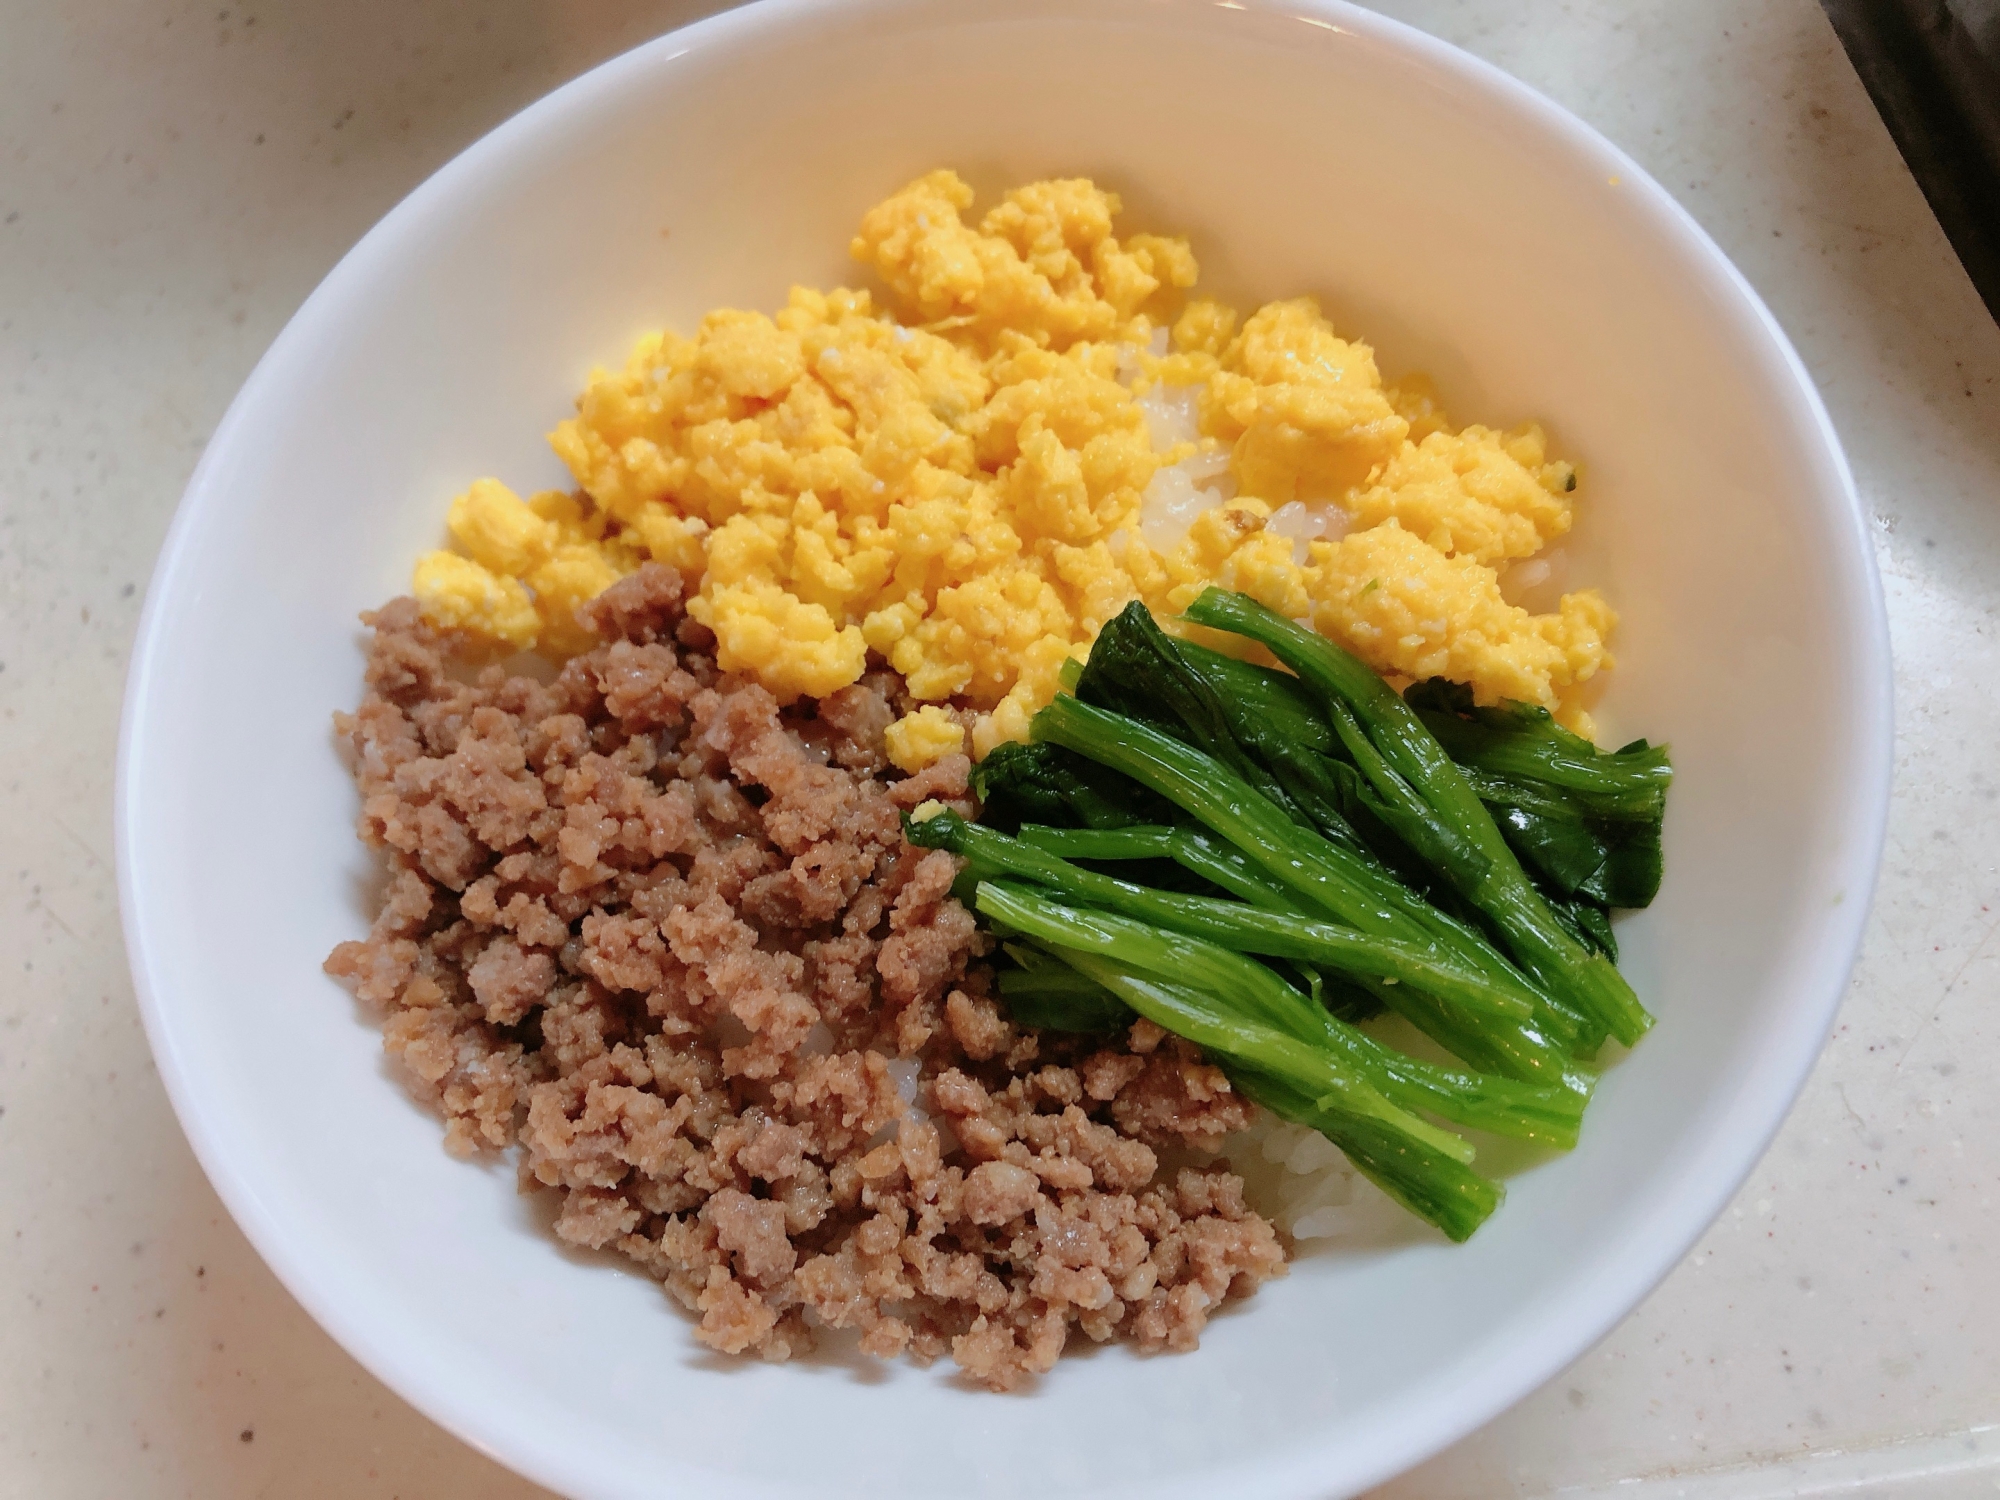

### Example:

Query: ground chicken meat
xmin=324 ymin=565 xmax=1287 ymax=1389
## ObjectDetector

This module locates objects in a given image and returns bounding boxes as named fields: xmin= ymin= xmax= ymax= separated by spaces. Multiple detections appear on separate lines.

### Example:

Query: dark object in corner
xmin=1820 ymin=0 xmax=2000 ymax=325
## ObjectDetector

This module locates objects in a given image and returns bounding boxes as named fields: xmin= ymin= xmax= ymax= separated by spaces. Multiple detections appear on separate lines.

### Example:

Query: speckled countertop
xmin=3 ymin=1 xmax=1997 ymax=1495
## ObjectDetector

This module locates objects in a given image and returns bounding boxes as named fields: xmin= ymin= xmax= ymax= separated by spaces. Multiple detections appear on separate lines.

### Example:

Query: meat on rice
xmin=324 ymin=563 xmax=1286 ymax=1389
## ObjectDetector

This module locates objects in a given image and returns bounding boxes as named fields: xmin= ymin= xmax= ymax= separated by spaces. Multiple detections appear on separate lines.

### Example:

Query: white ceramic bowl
xmin=117 ymin=1 xmax=1893 ymax=1495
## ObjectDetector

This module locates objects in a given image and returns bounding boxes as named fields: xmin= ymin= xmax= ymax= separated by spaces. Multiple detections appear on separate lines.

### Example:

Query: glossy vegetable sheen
xmin=954 ymin=589 xmax=1670 ymax=1241
xmin=1183 ymin=588 xmax=1657 ymax=1047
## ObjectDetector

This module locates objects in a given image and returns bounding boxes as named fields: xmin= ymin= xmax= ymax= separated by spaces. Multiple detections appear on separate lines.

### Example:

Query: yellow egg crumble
xmin=413 ymin=169 xmax=1615 ymax=765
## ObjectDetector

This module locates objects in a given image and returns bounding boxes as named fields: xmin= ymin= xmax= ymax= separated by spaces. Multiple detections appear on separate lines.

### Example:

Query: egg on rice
xmin=413 ymin=169 xmax=1615 ymax=765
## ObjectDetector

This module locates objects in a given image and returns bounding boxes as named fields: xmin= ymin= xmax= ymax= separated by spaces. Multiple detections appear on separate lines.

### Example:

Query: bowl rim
xmin=115 ymin=0 xmax=1895 ymax=1496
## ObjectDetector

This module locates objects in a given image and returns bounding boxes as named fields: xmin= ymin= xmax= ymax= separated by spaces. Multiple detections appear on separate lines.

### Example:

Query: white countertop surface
xmin=4 ymin=0 xmax=1997 ymax=1495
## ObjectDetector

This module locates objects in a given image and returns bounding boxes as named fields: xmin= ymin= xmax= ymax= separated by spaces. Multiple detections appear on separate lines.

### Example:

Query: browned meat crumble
xmin=324 ymin=564 xmax=1286 ymax=1389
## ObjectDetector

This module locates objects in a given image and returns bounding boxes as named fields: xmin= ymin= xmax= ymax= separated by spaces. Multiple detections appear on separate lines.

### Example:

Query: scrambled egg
xmin=414 ymin=170 xmax=1615 ymax=765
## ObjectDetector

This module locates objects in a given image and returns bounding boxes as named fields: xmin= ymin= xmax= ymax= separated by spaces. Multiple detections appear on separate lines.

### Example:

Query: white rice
xmin=1230 ymin=1112 xmax=1409 ymax=1244
xmin=1137 ymin=458 xmax=1226 ymax=553
xmin=873 ymin=1056 xmax=930 ymax=1150
xmin=1499 ymin=545 xmax=1569 ymax=612
xmin=1113 ymin=325 xmax=1173 ymax=385
xmin=1122 ymin=338 xmax=1356 ymax=563
xmin=1266 ymin=498 xmax=1352 ymax=564
xmin=886 ymin=1056 xmax=924 ymax=1111
xmin=1132 ymin=374 xmax=1234 ymax=552
xmin=1137 ymin=381 xmax=1202 ymax=449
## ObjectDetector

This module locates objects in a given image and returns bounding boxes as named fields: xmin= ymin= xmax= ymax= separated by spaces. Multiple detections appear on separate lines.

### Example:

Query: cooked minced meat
xmin=324 ymin=564 xmax=1285 ymax=1389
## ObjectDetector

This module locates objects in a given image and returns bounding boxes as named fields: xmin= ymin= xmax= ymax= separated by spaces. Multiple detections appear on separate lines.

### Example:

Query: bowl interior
xmin=118 ymin=2 xmax=1889 ymax=1497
